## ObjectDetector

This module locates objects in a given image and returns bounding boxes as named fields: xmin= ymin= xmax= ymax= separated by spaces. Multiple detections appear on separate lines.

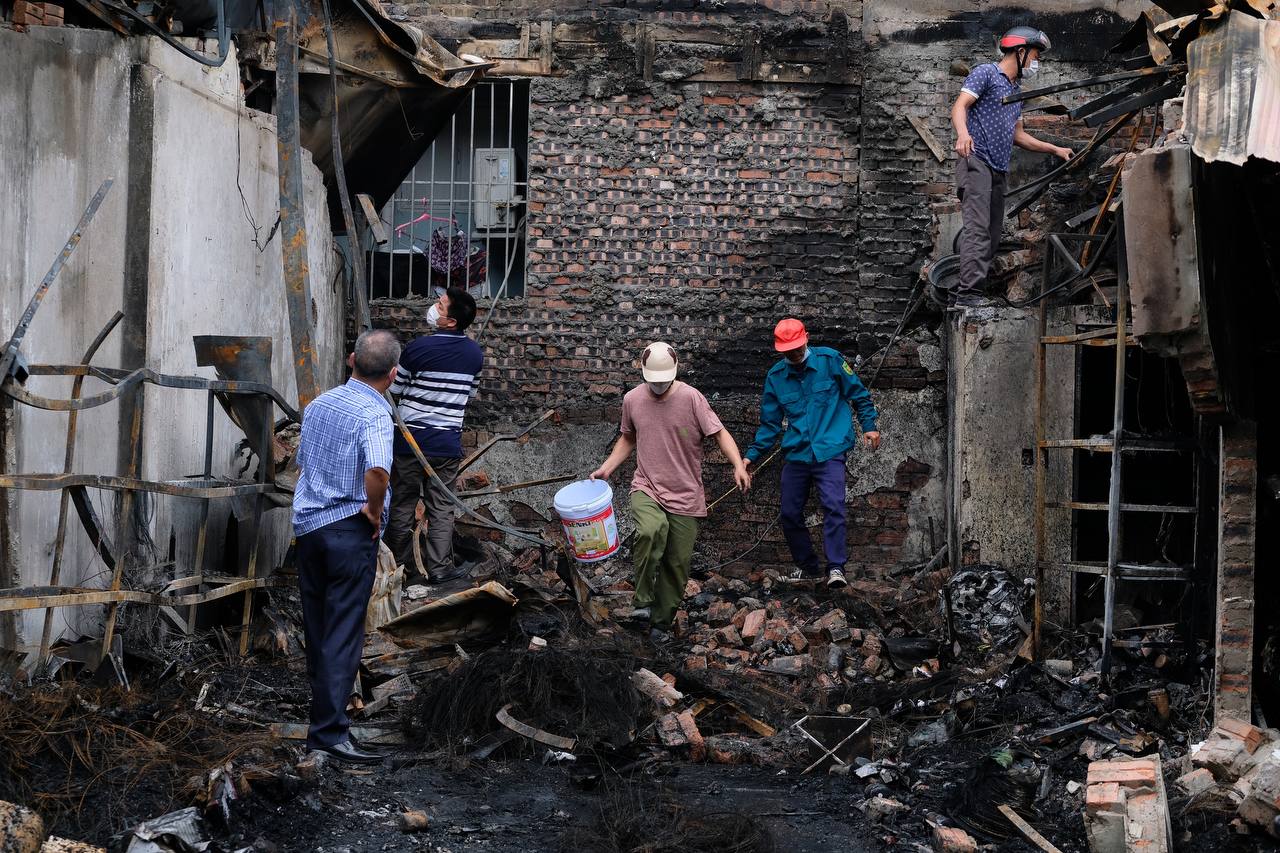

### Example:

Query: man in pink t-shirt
xmin=591 ymin=342 xmax=751 ymax=633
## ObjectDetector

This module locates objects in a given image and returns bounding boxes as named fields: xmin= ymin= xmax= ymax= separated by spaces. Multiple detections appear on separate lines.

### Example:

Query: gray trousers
xmin=955 ymin=155 xmax=1007 ymax=295
xmin=384 ymin=453 xmax=461 ymax=577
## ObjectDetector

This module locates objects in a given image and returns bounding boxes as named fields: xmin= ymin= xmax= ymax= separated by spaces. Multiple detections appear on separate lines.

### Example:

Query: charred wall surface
xmin=369 ymin=0 xmax=1142 ymax=573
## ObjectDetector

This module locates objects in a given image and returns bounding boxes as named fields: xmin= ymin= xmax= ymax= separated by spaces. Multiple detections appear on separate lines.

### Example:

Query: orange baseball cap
xmin=773 ymin=318 xmax=808 ymax=352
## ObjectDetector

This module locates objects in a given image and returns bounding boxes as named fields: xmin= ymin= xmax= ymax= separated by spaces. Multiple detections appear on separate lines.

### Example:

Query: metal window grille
xmin=366 ymin=79 xmax=530 ymax=301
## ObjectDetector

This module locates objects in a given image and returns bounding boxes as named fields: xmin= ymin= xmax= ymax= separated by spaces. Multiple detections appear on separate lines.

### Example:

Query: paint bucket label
xmin=560 ymin=504 xmax=619 ymax=561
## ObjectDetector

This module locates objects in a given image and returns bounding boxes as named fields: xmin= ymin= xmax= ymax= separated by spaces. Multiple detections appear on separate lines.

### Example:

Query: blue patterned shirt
xmin=961 ymin=62 xmax=1022 ymax=173
xmin=292 ymin=378 xmax=394 ymax=537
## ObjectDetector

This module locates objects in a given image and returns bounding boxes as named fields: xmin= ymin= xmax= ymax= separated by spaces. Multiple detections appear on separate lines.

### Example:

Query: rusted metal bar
xmin=274 ymin=0 xmax=322 ymax=410
xmin=455 ymin=473 xmax=576 ymax=499
xmin=188 ymin=390 xmax=216 ymax=634
xmin=1080 ymin=113 xmax=1145 ymax=268
xmin=6 ymin=365 xmax=299 ymax=421
xmin=0 ymin=179 xmax=113 ymax=383
xmin=0 ymin=575 xmax=289 ymax=612
xmin=458 ymin=409 xmax=556 ymax=473
xmin=99 ymin=393 xmax=142 ymax=669
xmin=38 ymin=311 xmax=124 ymax=667
xmin=0 ymin=474 xmax=277 ymax=498
xmin=238 ymin=413 xmax=272 ymax=655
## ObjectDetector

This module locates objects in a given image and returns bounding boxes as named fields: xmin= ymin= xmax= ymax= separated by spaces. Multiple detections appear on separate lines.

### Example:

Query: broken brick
xmin=1084 ymin=756 xmax=1172 ymax=853
xmin=863 ymin=654 xmax=883 ymax=675
xmin=714 ymin=625 xmax=742 ymax=647
xmin=657 ymin=713 xmax=688 ymax=748
xmin=1087 ymin=759 xmax=1160 ymax=787
xmin=683 ymin=654 xmax=707 ymax=672
xmin=1238 ymin=756 xmax=1280 ymax=836
xmin=1085 ymin=781 xmax=1125 ymax=816
xmin=862 ymin=633 xmax=884 ymax=657
xmin=706 ymin=601 xmax=736 ymax=626
xmin=1176 ymin=768 xmax=1216 ymax=797
xmin=1193 ymin=736 xmax=1253 ymax=781
xmin=786 ymin=631 xmax=809 ymax=653
xmin=811 ymin=609 xmax=850 ymax=642
xmin=684 ymin=579 xmax=702 ymax=597
xmin=741 ymin=609 xmax=767 ymax=641
xmin=931 ymin=825 xmax=977 ymax=853
xmin=676 ymin=710 xmax=705 ymax=762
xmin=673 ymin=610 xmax=689 ymax=637
xmin=1214 ymin=717 xmax=1267 ymax=754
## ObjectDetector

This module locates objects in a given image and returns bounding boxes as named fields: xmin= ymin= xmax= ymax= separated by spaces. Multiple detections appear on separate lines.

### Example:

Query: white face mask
xmin=426 ymin=303 xmax=442 ymax=328
xmin=1023 ymin=59 xmax=1040 ymax=78
xmin=647 ymin=381 xmax=673 ymax=396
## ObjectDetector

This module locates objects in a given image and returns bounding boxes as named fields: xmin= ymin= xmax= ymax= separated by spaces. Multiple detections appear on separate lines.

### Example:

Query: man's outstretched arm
xmin=1013 ymin=119 xmax=1072 ymax=160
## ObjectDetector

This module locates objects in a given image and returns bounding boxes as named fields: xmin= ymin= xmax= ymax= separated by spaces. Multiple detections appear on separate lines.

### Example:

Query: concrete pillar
xmin=1214 ymin=420 xmax=1257 ymax=723
xmin=945 ymin=306 xmax=1064 ymax=569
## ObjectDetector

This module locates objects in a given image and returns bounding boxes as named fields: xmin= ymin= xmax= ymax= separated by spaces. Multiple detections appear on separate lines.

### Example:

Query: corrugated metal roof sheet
xmin=1185 ymin=10 xmax=1280 ymax=164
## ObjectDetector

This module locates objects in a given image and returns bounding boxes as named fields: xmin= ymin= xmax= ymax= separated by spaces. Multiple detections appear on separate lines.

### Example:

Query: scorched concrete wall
xmin=0 ymin=28 xmax=343 ymax=652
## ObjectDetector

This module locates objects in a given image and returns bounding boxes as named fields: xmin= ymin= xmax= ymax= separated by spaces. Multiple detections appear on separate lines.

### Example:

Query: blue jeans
xmin=780 ymin=456 xmax=847 ymax=575
xmin=296 ymin=514 xmax=378 ymax=749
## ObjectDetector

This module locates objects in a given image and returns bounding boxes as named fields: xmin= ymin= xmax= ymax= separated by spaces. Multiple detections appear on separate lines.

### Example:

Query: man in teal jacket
xmin=745 ymin=318 xmax=881 ymax=589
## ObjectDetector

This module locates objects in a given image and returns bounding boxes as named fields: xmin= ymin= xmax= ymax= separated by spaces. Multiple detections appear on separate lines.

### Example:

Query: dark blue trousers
xmin=296 ymin=514 xmax=378 ymax=749
xmin=779 ymin=456 xmax=847 ymax=575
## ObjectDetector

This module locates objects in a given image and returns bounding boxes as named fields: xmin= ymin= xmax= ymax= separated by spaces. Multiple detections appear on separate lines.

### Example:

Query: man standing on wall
xmin=384 ymin=288 xmax=484 ymax=585
xmin=292 ymin=329 xmax=400 ymax=764
xmin=950 ymin=26 xmax=1073 ymax=308
xmin=745 ymin=319 xmax=880 ymax=590
xmin=591 ymin=342 xmax=751 ymax=637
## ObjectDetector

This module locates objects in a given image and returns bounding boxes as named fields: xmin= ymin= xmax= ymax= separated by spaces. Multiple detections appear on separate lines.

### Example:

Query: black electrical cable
xmin=97 ymin=0 xmax=230 ymax=67
xmin=697 ymin=513 xmax=780 ymax=574
xmin=320 ymin=0 xmax=371 ymax=331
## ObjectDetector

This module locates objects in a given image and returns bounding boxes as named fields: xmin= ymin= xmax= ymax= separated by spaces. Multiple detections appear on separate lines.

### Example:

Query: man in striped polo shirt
xmin=385 ymin=287 xmax=483 ymax=583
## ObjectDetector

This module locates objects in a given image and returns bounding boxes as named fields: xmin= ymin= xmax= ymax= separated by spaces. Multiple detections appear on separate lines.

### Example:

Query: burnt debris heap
xmin=2 ymin=0 xmax=1280 ymax=851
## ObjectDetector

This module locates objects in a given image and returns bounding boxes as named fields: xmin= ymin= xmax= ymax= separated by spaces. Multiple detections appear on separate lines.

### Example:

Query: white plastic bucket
xmin=553 ymin=479 xmax=619 ymax=562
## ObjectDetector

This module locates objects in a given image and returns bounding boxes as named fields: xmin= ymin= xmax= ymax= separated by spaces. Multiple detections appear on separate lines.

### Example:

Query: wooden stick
xmin=998 ymin=804 xmax=1065 ymax=853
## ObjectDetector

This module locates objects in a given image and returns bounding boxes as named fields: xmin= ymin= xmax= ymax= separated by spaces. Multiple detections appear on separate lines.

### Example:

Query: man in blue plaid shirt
xmin=292 ymin=329 xmax=400 ymax=764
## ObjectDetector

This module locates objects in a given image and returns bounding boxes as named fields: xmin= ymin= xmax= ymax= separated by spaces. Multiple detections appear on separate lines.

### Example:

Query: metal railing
xmin=366 ymin=80 xmax=530 ymax=301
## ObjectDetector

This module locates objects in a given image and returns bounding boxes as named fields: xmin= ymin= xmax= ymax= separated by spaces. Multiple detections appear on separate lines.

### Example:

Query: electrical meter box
xmin=472 ymin=148 xmax=518 ymax=231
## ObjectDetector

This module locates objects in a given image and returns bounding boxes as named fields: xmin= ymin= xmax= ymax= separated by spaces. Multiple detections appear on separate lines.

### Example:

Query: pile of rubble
xmin=2 ymin=532 xmax=1276 ymax=853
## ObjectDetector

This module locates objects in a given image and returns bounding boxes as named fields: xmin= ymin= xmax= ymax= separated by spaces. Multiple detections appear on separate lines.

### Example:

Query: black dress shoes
xmin=427 ymin=564 xmax=470 ymax=584
xmin=316 ymin=739 xmax=384 ymax=764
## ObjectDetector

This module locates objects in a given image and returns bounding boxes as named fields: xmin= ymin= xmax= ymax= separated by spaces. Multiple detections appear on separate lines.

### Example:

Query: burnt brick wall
xmin=366 ymin=0 xmax=1143 ymax=573
xmin=373 ymin=2 xmax=1140 ymax=429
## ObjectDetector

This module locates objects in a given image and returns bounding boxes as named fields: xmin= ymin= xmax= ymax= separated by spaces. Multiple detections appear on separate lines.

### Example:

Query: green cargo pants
xmin=630 ymin=491 xmax=699 ymax=628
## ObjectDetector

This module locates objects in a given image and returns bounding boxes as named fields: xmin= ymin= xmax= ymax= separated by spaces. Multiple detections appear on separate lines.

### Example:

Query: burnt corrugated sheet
xmin=1185 ymin=10 xmax=1280 ymax=165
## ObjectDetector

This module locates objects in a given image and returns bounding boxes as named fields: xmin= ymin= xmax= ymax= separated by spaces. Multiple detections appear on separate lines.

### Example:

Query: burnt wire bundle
xmin=403 ymin=645 xmax=644 ymax=751
xmin=0 ymin=684 xmax=278 ymax=843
